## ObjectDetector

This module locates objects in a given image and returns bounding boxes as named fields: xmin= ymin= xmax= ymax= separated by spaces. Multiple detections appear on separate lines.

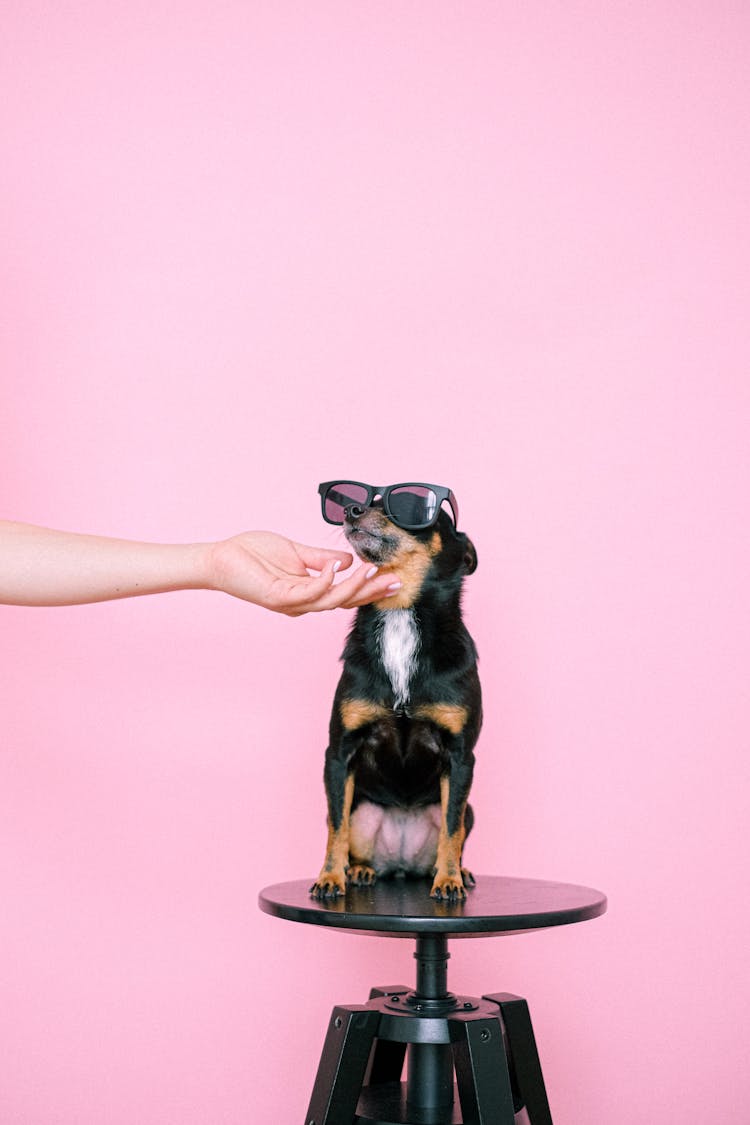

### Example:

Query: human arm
xmin=0 ymin=522 xmax=400 ymax=614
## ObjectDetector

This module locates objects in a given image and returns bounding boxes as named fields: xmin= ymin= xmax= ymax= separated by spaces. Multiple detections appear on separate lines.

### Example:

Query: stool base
xmin=304 ymin=938 xmax=552 ymax=1125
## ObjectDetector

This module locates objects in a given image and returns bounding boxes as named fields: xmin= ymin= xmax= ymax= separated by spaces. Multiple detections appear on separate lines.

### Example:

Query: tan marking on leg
xmin=412 ymin=703 xmax=468 ymax=735
xmin=311 ymin=773 xmax=355 ymax=898
xmin=431 ymin=774 xmax=468 ymax=900
xmin=340 ymin=699 xmax=390 ymax=731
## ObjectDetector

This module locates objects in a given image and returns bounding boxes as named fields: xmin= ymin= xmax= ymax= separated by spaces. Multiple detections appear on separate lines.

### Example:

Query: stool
xmin=259 ymin=875 xmax=607 ymax=1124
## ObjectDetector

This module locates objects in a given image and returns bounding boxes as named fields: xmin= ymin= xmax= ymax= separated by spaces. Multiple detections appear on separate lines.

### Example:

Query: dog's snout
xmin=345 ymin=503 xmax=366 ymax=520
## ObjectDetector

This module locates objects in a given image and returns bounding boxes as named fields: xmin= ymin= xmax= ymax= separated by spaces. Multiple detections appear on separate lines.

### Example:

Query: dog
xmin=310 ymin=480 xmax=481 ymax=901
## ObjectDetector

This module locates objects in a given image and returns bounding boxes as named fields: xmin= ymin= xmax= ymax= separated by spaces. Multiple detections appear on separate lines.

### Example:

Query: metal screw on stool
xmin=334 ymin=1017 xmax=342 ymax=1029
xmin=481 ymin=1028 xmax=491 ymax=1042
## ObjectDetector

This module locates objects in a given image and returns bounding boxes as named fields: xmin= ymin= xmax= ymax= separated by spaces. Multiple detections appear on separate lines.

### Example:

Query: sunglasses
xmin=318 ymin=480 xmax=459 ymax=531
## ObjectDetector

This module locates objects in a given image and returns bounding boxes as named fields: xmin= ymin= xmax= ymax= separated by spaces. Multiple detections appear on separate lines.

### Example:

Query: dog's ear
xmin=461 ymin=535 xmax=478 ymax=575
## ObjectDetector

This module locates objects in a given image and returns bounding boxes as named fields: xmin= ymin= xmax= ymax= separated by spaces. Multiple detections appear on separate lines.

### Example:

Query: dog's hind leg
xmin=348 ymin=801 xmax=384 ymax=886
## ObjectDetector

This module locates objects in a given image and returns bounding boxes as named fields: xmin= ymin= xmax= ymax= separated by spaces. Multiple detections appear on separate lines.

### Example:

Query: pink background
xmin=2 ymin=3 xmax=749 ymax=1122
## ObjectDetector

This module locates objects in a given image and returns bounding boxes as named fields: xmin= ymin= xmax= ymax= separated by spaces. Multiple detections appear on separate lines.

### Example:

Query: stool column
xmin=406 ymin=933 xmax=455 ymax=1112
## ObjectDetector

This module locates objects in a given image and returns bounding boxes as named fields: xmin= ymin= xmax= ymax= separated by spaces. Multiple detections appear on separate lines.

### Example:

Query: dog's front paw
xmin=310 ymin=868 xmax=347 ymax=899
xmin=430 ymin=872 xmax=467 ymax=901
xmin=347 ymin=864 xmax=376 ymax=887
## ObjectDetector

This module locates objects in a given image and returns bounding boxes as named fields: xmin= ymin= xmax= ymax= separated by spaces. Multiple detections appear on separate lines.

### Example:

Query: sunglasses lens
xmin=324 ymin=482 xmax=370 ymax=524
xmin=388 ymin=486 xmax=438 ymax=528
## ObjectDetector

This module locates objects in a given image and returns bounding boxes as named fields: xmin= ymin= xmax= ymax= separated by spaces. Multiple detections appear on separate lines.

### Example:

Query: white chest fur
xmin=377 ymin=609 xmax=421 ymax=708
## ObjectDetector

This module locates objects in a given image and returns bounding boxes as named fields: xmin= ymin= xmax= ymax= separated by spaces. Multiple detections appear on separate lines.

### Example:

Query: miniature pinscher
xmin=311 ymin=481 xmax=481 ymax=901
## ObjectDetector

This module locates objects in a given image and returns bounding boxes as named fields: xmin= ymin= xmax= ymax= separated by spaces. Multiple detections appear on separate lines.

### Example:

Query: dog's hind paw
xmin=347 ymin=864 xmax=376 ymax=887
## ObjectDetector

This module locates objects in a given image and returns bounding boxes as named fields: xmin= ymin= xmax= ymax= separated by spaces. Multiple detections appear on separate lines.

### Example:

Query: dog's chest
xmin=377 ymin=609 xmax=420 ymax=709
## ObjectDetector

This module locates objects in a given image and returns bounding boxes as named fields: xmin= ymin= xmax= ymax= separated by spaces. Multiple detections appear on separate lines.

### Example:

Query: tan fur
xmin=312 ymin=773 xmax=355 ymax=896
xmin=413 ymin=702 xmax=468 ymax=735
xmin=373 ymin=532 xmax=441 ymax=610
xmin=431 ymin=773 xmax=468 ymax=899
xmin=347 ymin=863 xmax=376 ymax=886
xmin=340 ymin=699 xmax=390 ymax=731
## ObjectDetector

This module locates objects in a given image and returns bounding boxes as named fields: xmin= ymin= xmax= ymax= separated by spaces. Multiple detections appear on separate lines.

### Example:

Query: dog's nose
xmin=344 ymin=503 xmax=366 ymax=520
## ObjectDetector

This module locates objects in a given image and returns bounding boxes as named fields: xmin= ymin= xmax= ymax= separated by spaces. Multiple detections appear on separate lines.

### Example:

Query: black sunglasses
xmin=318 ymin=480 xmax=459 ymax=531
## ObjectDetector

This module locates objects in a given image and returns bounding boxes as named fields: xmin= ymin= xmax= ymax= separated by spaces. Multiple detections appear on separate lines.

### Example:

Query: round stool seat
xmin=259 ymin=875 xmax=607 ymax=1124
xmin=258 ymin=873 xmax=607 ymax=938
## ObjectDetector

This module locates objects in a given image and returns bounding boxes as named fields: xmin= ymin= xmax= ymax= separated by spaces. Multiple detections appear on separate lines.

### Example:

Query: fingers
xmin=274 ymin=560 xmax=341 ymax=609
xmin=277 ymin=564 xmax=401 ymax=615
xmin=292 ymin=541 xmax=354 ymax=573
xmin=337 ymin=580 xmax=401 ymax=610
xmin=304 ymin=565 xmax=401 ymax=614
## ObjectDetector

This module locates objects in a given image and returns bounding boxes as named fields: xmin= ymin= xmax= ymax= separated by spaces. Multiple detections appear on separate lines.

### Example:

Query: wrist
xmin=201 ymin=537 xmax=236 ymax=595
xmin=187 ymin=540 xmax=218 ymax=592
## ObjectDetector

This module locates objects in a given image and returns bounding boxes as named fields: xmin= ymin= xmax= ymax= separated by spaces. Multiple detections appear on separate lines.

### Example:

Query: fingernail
xmin=332 ymin=560 xmax=342 ymax=573
xmin=365 ymin=566 xmax=378 ymax=578
xmin=387 ymin=581 xmax=402 ymax=590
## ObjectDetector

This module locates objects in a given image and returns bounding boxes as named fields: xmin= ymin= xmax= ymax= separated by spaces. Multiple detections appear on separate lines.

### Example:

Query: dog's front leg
xmin=431 ymin=740 xmax=475 ymax=901
xmin=310 ymin=756 xmax=355 ymax=898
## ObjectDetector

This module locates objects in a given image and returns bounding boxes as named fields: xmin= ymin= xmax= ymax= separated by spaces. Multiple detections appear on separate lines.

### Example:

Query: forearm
xmin=0 ymin=521 xmax=211 ymax=606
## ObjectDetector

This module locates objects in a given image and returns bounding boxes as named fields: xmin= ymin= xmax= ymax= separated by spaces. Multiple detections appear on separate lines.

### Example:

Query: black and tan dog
xmin=311 ymin=481 xmax=481 ymax=901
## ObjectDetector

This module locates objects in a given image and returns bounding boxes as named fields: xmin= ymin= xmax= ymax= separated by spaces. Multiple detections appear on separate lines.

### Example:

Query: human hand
xmin=206 ymin=530 xmax=401 ymax=616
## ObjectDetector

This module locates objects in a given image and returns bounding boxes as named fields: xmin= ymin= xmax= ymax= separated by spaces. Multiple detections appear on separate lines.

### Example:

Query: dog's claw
xmin=462 ymin=868 xmax=476 ymax=887
xmin=309 ymin=877 xmax=346 ymax=899
xmin=347 ymin=864 xmax=376 ymax=887
xmin=430 ymin=876 xmax=467 ymax=902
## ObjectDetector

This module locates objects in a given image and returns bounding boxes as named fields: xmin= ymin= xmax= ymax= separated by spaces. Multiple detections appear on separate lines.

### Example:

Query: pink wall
xmin=2 ymin=4 xmax=748 ymax=1122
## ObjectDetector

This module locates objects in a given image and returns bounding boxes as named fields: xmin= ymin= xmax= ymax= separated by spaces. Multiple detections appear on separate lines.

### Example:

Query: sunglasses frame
xmin=318 ymin=480 xmax=459 ymax=531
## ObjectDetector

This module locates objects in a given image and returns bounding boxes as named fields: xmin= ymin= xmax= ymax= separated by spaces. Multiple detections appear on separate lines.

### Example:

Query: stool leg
xmin=363 ymin=987 xmax=408 ymax=1086
xmin=483 ymin=994 xmax=553 ymax=1125
xmin=449 ymin=1015 xmax=516 ymax=1124
xmin=304 ymin=1005 xmax=380 ymax=1125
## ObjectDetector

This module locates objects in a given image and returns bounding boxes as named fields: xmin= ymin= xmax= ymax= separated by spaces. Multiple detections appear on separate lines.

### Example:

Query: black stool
xmin=259 ymin=875 xmax=607 ymax=1124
